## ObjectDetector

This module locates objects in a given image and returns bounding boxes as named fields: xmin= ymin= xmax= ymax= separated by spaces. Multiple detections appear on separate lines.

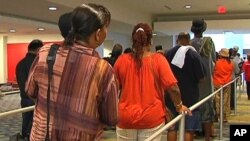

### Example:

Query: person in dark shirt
xmin=104 ymin=43 xmax=123 ymax=66
xmin=16 ymin=39 xmax=43 ymax=139
xmin=165 ymin=32 xmax=206 ymax=141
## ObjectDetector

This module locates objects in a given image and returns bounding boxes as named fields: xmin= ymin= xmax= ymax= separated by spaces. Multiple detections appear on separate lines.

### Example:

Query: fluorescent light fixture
xmin=48 ymin=6 xmax=57 ymax=11
xmin=37 ymin=27 xmax=45 ymax=31
xmin=185 ymin=5 xmax=191 ymax=9
xmin=223 ymin=31 xmax=234 ymax=34
xmin=9 ymin=29 xmax=16 ymax=33
xmin=152 ymin=33 xmax=157 ymax=36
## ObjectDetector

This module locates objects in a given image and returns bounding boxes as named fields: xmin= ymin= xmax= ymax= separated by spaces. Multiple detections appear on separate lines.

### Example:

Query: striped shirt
xmin=26 ymin=43 xmax=118 ymax=141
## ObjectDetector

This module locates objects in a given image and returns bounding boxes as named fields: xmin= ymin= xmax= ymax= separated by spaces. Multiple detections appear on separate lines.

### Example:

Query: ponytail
xmin=131 ymin=23 xmax=152 ymax=67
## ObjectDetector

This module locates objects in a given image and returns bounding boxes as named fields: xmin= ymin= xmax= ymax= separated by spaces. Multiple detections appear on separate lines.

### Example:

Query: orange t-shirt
xmin=213 ymin=58 xmax=234 ymax=86
xmin=114 ymin=53 xmax=177 ymax=129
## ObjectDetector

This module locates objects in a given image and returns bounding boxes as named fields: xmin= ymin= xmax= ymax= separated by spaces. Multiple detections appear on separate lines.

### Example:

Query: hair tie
xmin=136 ymin=28 xmax=144 ymax=33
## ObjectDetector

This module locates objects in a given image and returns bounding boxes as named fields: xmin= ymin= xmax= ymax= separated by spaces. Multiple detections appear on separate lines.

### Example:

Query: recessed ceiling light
xmin=9 ymin=29 xmax=16 ymax=33
xmin=185 ymin=5 xmax=192 ymax=9
xmin=48 ymin=6 xmax=57 ymax=11
xmin=37 ymin=27 xmax=45 ymax=31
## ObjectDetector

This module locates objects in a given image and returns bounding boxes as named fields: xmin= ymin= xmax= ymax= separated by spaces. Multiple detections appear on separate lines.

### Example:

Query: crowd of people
xmin=14 ymin=2 xmax=249 ymax=141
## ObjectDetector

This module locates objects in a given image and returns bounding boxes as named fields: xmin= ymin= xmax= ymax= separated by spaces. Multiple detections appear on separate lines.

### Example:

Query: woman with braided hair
xmin=114 ymin=23 xmax=191 ymax=141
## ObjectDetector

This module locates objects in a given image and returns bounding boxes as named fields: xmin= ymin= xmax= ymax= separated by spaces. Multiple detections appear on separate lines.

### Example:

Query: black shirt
xmin=165 ymin=45 xmax=206 ymax=107
xmin=16 ymin=53 xmax=37 ymax=100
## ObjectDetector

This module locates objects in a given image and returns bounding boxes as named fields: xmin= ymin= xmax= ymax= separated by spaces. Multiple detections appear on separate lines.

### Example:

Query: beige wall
xmin=0 ymin=35 xmax=7 ymax=83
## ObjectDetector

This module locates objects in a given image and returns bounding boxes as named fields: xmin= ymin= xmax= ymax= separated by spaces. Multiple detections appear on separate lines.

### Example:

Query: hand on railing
xmin=176 ymin=104 xmax=192 ymax=116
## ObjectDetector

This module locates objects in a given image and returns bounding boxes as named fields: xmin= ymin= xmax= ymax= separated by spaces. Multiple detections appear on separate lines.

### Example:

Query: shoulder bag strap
xmin=45 ymin=44 xmax=60 ymax=141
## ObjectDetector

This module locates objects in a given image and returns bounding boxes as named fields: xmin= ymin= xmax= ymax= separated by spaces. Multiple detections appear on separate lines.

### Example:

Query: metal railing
xmin=0 ymin=90 xmax=20 ymax=95
xmin=145 ymin=74 xmax=243 ymax=141
xmin=0 ymin=74 xmax=244 ymax=140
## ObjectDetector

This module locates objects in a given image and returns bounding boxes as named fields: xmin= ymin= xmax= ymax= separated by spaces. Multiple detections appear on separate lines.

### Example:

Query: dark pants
xmin=246 ymin=81 xmax=250 ymax=99
xmin=230 ymin=82 xmax=236 ymax=110
xmin=21 ymin=98 xmax=34 ymax=138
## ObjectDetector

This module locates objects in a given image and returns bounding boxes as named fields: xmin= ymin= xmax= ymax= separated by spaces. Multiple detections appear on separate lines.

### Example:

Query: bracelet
xmin=175 ymin=101 xmax=182 ymax=109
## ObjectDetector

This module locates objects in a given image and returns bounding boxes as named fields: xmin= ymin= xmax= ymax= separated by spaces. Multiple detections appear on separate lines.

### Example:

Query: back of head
xmin=247 ymin=54 xmax=250 ymax=60
xmin=177 ymin=32 xmax=190 ymax=45
xmin=64 ymin=3 xmax=111 ymax=46
xmin=28 ymin=39 xmax=43 ymax=52
xmin=124 ymin=48 xmax=132 ymax=54
xmin=155 ymin=45 xmax=162 ymax=52
xmin=191 ymin=18 xmax=207 ymax=34
xmin=58 ymin=12 xmax=72 ymax=39
xmin=132 ymin=23 xmax=152 ymax=66
xmin=111 ymin=44 xmax=123 ymax=57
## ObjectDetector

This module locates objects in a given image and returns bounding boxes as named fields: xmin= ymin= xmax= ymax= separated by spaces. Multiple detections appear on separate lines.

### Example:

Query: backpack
xmin=199 ymin=37 xmax=215 ymax=58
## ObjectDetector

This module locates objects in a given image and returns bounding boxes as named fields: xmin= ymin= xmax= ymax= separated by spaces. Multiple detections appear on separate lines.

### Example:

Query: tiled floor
xmin=0 ymin=92 xmax=249 ymax=141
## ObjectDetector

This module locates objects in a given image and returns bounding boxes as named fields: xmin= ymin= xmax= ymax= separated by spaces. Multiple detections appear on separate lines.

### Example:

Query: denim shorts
xmin=184 ymin=110 xmax=201 ymax=131
xmin=167 ymin=110 xmax=201 ymax=132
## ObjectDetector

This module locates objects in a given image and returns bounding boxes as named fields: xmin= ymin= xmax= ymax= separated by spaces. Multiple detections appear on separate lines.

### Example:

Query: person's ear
xmin=95 ymin=28 xmax=101 ymax=43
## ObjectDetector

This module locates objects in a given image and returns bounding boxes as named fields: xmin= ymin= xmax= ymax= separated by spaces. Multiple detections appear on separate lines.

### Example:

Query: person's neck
xmin=194 ymin=33 xmax=203 ymax=38
xmin=142 ymin=46 xmax=152 ymax=57
xmin=76 ymin=40 xmax=96 ymax=49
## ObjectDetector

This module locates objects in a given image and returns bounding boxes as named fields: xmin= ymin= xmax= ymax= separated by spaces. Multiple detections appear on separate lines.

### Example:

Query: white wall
xmin=152 ymin=35 xmax=174 ymax=52
xmin=0 ymin=35 xmax=7 ymax=83
xmin=7 ymin=34 xmax=63 ymax=43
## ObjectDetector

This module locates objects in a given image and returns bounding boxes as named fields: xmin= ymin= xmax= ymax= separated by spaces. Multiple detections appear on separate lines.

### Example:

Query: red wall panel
xmin=7 ymin=41 xmax=61 ymax=82
xmin=7 ymin=43 xmax=28 ymax=82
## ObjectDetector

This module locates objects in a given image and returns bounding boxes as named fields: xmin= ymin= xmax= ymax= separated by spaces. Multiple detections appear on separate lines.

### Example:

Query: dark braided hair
xmin=131 ymin=23 xmax=152 ymax=67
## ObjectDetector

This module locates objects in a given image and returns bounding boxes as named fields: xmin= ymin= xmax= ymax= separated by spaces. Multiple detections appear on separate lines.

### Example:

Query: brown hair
xmin=132 ymin=23 xmax=152 ymax=67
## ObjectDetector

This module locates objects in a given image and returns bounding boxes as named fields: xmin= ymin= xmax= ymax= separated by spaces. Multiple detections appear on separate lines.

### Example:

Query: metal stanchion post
xmin=219 ymin=88 xmax=223 ymax=140
xmin=178 ymin=113 xmax=185 ymax=141
xmin=234 ymin=80 xmax=237 ymax=115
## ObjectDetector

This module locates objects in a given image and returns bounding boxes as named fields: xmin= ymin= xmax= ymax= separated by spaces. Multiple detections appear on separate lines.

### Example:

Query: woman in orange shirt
xmin=213 ymin=48 xmax=234 ymax=122
xmin=114 ymin=23 xmax=191 ymax=141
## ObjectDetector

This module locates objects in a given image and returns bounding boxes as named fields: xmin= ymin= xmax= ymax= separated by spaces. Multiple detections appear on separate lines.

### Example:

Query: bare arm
xmin=167 ymin=84 xmax=192 ymax=115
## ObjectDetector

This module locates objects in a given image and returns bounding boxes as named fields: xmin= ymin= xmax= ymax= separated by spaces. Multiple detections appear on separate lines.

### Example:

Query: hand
xmin=176 ymin=105 xmax=192 ymax=116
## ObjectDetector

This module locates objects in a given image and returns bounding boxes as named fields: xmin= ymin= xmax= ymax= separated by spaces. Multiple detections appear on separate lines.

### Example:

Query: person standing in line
xmin=213 ymin=48 xmax=234 ymax=122
xmin=16 ymin=39 xmax=43 ymax=140
xmin=104 ymin=43 xmax=123 ymax=66
xmin=229 ymin=47 xmax=240 ymax=110
xmin=242 ymin=54 xmax=250 ymax=100
xmin=26 ymin=4 xmax=119 ymax=141
xmin=123 ymin=47 xmax=132 ymax=54
xmin=114 ymin=23 xmax=191 ymax=141
xmin=165 ymin=32 xmax=206 ymax=141
xmin=190 ymin=18 xmax=217 ymax=141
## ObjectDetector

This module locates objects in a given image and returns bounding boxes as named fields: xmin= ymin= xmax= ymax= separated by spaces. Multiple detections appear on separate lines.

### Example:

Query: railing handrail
xmin=145 ymin=74 xmax=242 ymax=141
xmin=0 ymin=74 xmax=243 ymax=140
xmin=0 ymin=105 xmax=35 ymax=118
xmin=0 ymin=90 xmax=20 ymax=95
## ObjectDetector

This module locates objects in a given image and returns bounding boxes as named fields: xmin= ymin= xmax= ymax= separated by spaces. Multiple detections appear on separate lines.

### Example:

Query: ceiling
xmin=1 ymin=0 xmax=250 ymax=36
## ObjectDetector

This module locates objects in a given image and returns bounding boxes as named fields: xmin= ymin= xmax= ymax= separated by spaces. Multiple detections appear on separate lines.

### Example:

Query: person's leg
xmin=223 ymin=85 xmax=231 ymax=121
xmin=167 ymin=130 xmax=177 ymax=141
xmin=184 ymin=131 xmax=194 ymax=141
xmin=116 ymin=126 xmax=137 ymax=141
xmin=138 ymin=122 xmax=164 ymax=141
xmin=246 ymin=81 xmax=250 ymax=99
xmin=21 ymin=99 xmax=28 ymax=138
xmin=203 ymin=122 xmax=213 ymax=141
xmin=185 ymin=110 xmax=201 ymax=141
xmin=230 ymin=83 xmax=235 ymax=110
